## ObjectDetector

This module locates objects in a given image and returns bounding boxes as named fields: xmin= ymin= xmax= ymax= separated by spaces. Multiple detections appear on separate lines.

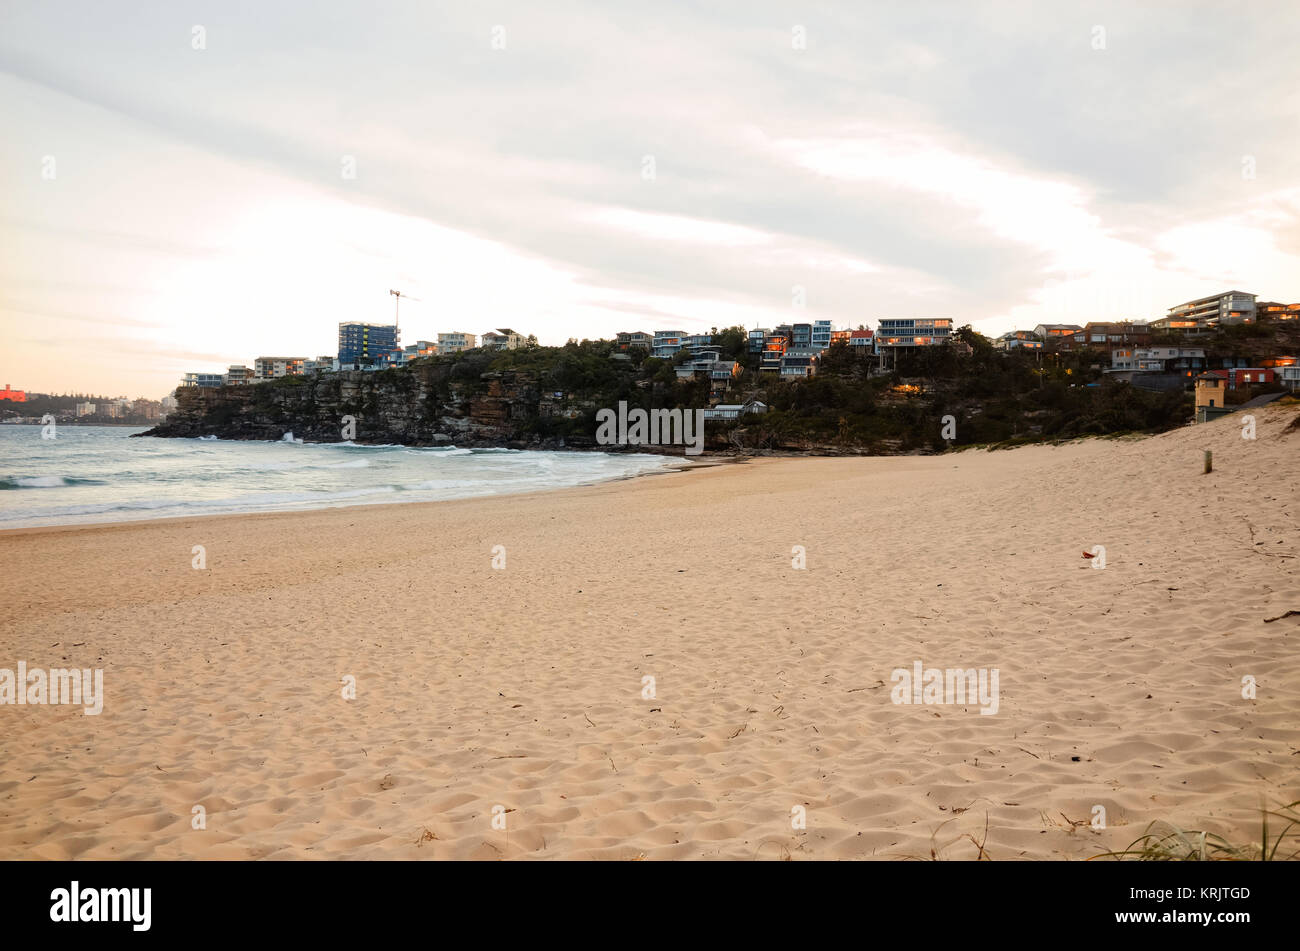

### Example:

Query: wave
xmin=0 ymin=475 xmax=106 ymax=489
xmin=242 ymin=458 xmax=372 ymax=472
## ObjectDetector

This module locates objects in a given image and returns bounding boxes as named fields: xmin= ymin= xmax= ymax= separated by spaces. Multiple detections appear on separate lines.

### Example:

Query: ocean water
xmin=0 ymin=425 xmax=674 ymax=529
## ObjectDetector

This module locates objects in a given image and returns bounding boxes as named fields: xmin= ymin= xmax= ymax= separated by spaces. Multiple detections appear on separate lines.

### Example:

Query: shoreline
xmin=0 ymin=452 xmax=747 ymax=538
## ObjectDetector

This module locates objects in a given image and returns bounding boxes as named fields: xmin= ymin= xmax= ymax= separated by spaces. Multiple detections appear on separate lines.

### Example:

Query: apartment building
xmin=812 ymin=320 xmax=832 ymax=350
xmin=747 ymin=328 xmax=769 ymax=354
xmin=254 ymin=357 xmax=307 ymax=380
xmin=0 ymin=384 xmax=25 ymax=402
xmin=224 ymin=365 xmax=254 ymax=385
xmin=848 ymin=329 xmax=874 ymax=347
xmin=1166 ymin=290 xmax=1257 ymax=326
xmin=75 ymin=402 xmax=97 ymax=416
xmin=438 ymin=332 xmax=477 ymax=353
xmin=874 ymin=318 xmax=953 ymax=350
xmin=338 ymin=322 xmax=399 ymax=364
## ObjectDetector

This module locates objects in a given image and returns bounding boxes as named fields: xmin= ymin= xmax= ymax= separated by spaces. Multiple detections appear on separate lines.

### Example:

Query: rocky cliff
xmin=140 ymin=365 xmax=580 ymax=448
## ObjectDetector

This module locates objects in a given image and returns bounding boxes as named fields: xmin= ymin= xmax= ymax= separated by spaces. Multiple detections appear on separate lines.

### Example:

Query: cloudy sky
xmin=3 ymin=1 xmax=1299 ymax=398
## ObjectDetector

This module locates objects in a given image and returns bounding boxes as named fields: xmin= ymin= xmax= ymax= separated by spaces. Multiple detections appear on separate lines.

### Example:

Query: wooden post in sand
xmin=1204 ymin=450 xmax=1213 ymax=474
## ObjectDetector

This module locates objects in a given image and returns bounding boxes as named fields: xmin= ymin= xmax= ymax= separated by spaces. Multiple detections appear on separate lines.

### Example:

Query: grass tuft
xmin=1093 ymin=800 xmax=1300 ymax=861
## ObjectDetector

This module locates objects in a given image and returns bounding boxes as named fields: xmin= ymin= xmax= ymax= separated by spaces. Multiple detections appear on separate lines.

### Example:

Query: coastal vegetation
xmin=145 ymin=320 xmax=1300 ymax=452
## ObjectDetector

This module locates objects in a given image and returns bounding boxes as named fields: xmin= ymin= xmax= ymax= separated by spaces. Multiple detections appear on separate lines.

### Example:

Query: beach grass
xmin=1092 ymin=800 xmax=1300 ymax=861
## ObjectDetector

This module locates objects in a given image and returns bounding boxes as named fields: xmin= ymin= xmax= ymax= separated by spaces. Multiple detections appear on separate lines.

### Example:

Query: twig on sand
xmin=1264 ymin=611 xmax=1300 ymax=623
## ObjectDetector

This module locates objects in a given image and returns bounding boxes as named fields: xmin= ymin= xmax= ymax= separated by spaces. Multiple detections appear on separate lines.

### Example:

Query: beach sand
xmin=1 ymin=404 xmax=1297 ymax=860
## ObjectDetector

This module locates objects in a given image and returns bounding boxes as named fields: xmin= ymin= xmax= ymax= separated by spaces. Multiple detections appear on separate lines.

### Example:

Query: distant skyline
xmin=3 ymin=1 xmax=1300 ymax=398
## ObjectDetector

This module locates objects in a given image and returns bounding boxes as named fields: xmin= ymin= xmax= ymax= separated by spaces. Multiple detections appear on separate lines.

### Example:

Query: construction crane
xmin=388 ymin=289 xmax=421 ymax=335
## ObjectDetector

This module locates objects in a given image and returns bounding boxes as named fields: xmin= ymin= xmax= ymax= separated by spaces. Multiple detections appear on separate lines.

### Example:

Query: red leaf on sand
xmin=1081 ymin=550 xmax=1096 ymax=558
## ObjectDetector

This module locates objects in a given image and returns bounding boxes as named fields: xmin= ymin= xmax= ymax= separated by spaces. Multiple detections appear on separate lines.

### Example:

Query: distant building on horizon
xmin=0 ymin=384 xmax=26 ymax=402
xmin=338 ymin=322 xmax=399 ymax=365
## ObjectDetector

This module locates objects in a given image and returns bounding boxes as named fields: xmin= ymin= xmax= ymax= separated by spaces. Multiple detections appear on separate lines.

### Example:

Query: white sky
xmin=2 ymin=1 xmax=1299 ymax=398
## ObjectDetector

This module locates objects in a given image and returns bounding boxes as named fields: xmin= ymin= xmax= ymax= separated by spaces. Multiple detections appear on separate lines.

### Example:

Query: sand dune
xmin=1 ymin=404 xmax=1297 ymax=859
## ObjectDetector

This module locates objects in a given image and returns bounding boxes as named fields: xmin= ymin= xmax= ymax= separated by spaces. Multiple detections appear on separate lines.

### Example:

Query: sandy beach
xmin=1 ymin=405 xmax=1296 ymax=860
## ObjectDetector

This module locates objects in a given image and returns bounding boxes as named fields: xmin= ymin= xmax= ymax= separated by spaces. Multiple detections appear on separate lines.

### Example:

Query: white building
xmin=481 ymin=328 xmax=527 ymax=350
xmin=438 ymin=332 xmax=476 ymax=353
xmin=254 ymin=357 xmax=307 ymax=380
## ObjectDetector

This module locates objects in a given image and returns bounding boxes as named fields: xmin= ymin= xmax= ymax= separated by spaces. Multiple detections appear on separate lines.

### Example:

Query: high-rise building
xmin=338 ymin=322 xmax=399 ymax=365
